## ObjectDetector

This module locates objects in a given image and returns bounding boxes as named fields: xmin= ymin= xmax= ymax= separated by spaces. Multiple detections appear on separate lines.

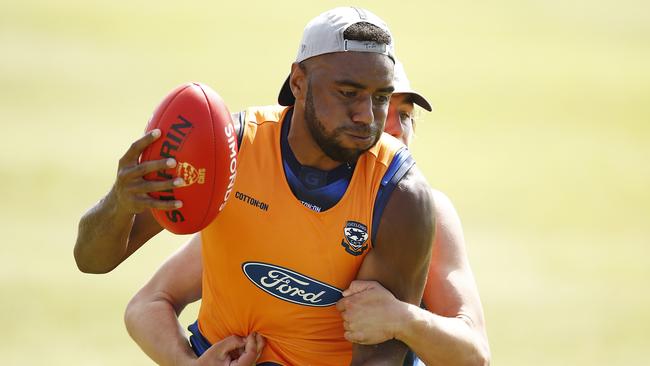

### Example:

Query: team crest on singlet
xmin=341 ymin=221 xmax=369 ymax=256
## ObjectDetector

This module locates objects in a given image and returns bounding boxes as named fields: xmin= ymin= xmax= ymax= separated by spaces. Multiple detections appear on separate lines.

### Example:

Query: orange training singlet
xmin=198 ymin=105 xmax=404 ymax=365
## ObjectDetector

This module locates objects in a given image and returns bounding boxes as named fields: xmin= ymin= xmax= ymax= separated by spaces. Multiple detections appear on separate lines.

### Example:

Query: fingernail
xmin=151 ymin=129 xmax=161 ymax=138
xmin=175 ymin=201 xmax=183 ymax=208
xmin=173 ymin=178 xmax=185 ymax=186
xmin=166 ymin=159 xmax=176 ymax=168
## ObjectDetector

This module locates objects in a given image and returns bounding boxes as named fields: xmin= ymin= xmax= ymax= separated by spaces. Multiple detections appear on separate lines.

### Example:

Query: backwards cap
xmin=278 ymin=7 xmax=395 ymax=106
xmin=393 ymin=60 xmax=432 ymax=111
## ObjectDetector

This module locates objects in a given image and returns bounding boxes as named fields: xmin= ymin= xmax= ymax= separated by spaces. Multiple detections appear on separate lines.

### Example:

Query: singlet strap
xmin=371 ymin=147 xmax=416 ymax=245
xmin=237 ymin=110 xmax=246 ymax=147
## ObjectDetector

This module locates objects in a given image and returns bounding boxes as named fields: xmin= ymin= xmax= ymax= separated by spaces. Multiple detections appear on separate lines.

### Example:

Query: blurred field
xmin=1 ymin=0 xmax=649 ymax=365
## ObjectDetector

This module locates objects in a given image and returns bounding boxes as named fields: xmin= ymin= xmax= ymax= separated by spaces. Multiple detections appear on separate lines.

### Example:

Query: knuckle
xmin=116 ymin=168 xmax=129 ymax=182
xmin=344 ymin=331 xmax=354 ymax=342
xmin=134 ymin=163 xmax=146 ymax=176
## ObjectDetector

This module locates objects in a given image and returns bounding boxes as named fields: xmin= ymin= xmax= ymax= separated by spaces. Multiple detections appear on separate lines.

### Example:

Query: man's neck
xmin=287 ymin=107 xmax=342 ymax=171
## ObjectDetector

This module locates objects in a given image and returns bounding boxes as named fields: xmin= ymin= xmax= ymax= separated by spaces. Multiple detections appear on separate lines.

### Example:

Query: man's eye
xmin=373 ymin=95 xmax=390 ymax=104
xmin=399 ymin=112 xmax=412 ymax=121
xmin=340 ymin=90 xmax=357 ymax=98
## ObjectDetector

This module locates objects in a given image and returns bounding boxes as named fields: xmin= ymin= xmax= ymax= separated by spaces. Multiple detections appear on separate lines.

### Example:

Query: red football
xmin=140 ymin=82 xmax=238 ymax=234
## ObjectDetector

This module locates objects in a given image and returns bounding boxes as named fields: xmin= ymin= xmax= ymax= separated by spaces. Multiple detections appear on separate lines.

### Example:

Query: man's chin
xmin=322 ymin=148 xmax=360 ymax=164
xmin=352 ymin=135 xmax=382 ymax=156
xmin=326 ymin=145 xmax=373 ymax=164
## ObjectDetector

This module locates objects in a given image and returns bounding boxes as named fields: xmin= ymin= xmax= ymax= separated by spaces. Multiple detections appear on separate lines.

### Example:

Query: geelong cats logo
xmin=341 ymin=221 xmax=369 ymax=256
xmin=242 ymin=262 xmax=342 ymax=307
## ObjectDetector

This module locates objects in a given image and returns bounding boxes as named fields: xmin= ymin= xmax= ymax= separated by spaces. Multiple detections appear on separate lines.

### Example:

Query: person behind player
xmin=74 ymin=7 xmax=434 ymax=365
xmin=337 ymin=63 xmax=490 ymax=366
xmin=125 ymin=61 xmax=490 ymax=366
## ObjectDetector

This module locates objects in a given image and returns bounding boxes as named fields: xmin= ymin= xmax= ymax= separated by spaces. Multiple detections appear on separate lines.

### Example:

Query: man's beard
xmin=304 ymin=83 xmax=381 ymax=164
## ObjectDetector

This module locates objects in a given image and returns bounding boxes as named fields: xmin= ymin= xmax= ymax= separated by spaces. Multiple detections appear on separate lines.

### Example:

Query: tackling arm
xmin=396 ymin=190 xmax=490 ymax=365
xmin=124 ymin=233 xmax=264 ymax=366
xmin=124 ymin=234 xmax=204 ymax=365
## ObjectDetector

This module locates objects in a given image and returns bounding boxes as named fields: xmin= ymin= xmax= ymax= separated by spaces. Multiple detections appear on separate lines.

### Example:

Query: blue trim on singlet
xmin=237 ymin=110 xmax=246 ymax=147
xmin=188 ymin=321 xmax=281 ymax=366
xmin=280 ymin=110 xmax=353 ymax=212
xmin=370 ymin=147 xmax=416 ymax=244
xmin=188 ymin=321 xmax=212 ymax=356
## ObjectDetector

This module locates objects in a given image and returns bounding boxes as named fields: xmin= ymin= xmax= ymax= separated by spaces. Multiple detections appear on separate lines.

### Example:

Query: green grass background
xmin=2 ymin=0 xmax=649 ymax=365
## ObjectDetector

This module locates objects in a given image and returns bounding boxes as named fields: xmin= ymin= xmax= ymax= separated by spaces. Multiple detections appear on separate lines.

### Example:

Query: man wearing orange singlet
xmin=75 ymin=7 xmax=436 ymax=365
xmin=124 ymin=61 xmax=490 ymax=366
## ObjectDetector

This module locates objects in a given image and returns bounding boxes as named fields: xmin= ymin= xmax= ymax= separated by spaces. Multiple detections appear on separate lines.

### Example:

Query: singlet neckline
xmin=277 ymin=108 xmax=360 ymax=214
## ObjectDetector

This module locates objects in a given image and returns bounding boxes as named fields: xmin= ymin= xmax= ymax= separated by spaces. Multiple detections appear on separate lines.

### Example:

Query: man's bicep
xmin=357 ymin=166 xmax=434 ymax=304
xmin=351 ymin=167 xmax=435 ymax=364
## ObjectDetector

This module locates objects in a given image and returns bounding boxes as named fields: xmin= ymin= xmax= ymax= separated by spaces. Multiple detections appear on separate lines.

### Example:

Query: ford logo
xmin=242 ymin=262 xmax=343 ymax=307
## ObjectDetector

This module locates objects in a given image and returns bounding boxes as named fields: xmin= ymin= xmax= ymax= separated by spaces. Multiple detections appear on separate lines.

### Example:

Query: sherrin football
xmin=140 ymin=82 xmax=238 ymax=234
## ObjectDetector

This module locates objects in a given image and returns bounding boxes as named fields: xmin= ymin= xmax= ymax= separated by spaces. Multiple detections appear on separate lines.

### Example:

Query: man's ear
xmin=289 ymin=62 xmax=307 ymax=103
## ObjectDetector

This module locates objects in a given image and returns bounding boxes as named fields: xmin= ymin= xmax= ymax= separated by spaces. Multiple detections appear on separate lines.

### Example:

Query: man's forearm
xmin=124 ymin=294 xmax=197 ymax=366
xmin=73 ymin=130 xmax=179 ymax=273
xmin=74 ymin=191 xmax=135 ymax=273
xmin=397 ymin=304 xmax=490 ymax=366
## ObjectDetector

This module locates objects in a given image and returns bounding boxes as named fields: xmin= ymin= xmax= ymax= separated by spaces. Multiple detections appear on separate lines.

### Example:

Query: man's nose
xmin=350 ymin=95 xmax=374 ymax=125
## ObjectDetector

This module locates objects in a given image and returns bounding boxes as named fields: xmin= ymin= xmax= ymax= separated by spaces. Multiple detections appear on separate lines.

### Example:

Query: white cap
xmin=393 ymin=60 xmax=432 ymax=111
xmin=278 ymin=7 xmax=395 ymax=106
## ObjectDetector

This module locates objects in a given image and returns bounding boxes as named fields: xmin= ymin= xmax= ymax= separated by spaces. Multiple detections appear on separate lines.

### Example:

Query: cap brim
xmin=410 ymin=92 xmax=433 ymax=112
xmin=396 ymin=89 xmax=432 ymax=112
xmin=278 ymin=75 xmax=295 ymax=106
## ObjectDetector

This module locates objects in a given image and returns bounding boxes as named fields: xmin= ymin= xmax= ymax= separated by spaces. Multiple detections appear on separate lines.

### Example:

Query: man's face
xmin=384 ymin=93 xmax=415 ymax=146
xmin=299 ymin=52 xmax=394 ymax=164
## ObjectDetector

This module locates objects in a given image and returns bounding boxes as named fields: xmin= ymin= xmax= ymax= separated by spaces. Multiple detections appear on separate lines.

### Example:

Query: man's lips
xmin=346 ymin=132 xmax=373 ymax=140
xmin=343 ymin=127 xmax=378 ymax=140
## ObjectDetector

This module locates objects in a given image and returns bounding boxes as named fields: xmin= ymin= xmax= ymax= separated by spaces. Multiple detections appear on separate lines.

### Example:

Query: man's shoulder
xmin=428 ymin=188 xmax=466 ymax=254
xmin=376 ymin=165 xmax=435 ymax=253
xmin=232 ymin=105 xmax=291 ymax=146
xmin=232 ymin=105 xmax=289 ymax=128
xmin=430 ymin=189 xmax=458 ymax=224
xmin=391 ymin=165 xmax=435 ymax=224
xmin=242 ymin=105 xmax=289 ymax=125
